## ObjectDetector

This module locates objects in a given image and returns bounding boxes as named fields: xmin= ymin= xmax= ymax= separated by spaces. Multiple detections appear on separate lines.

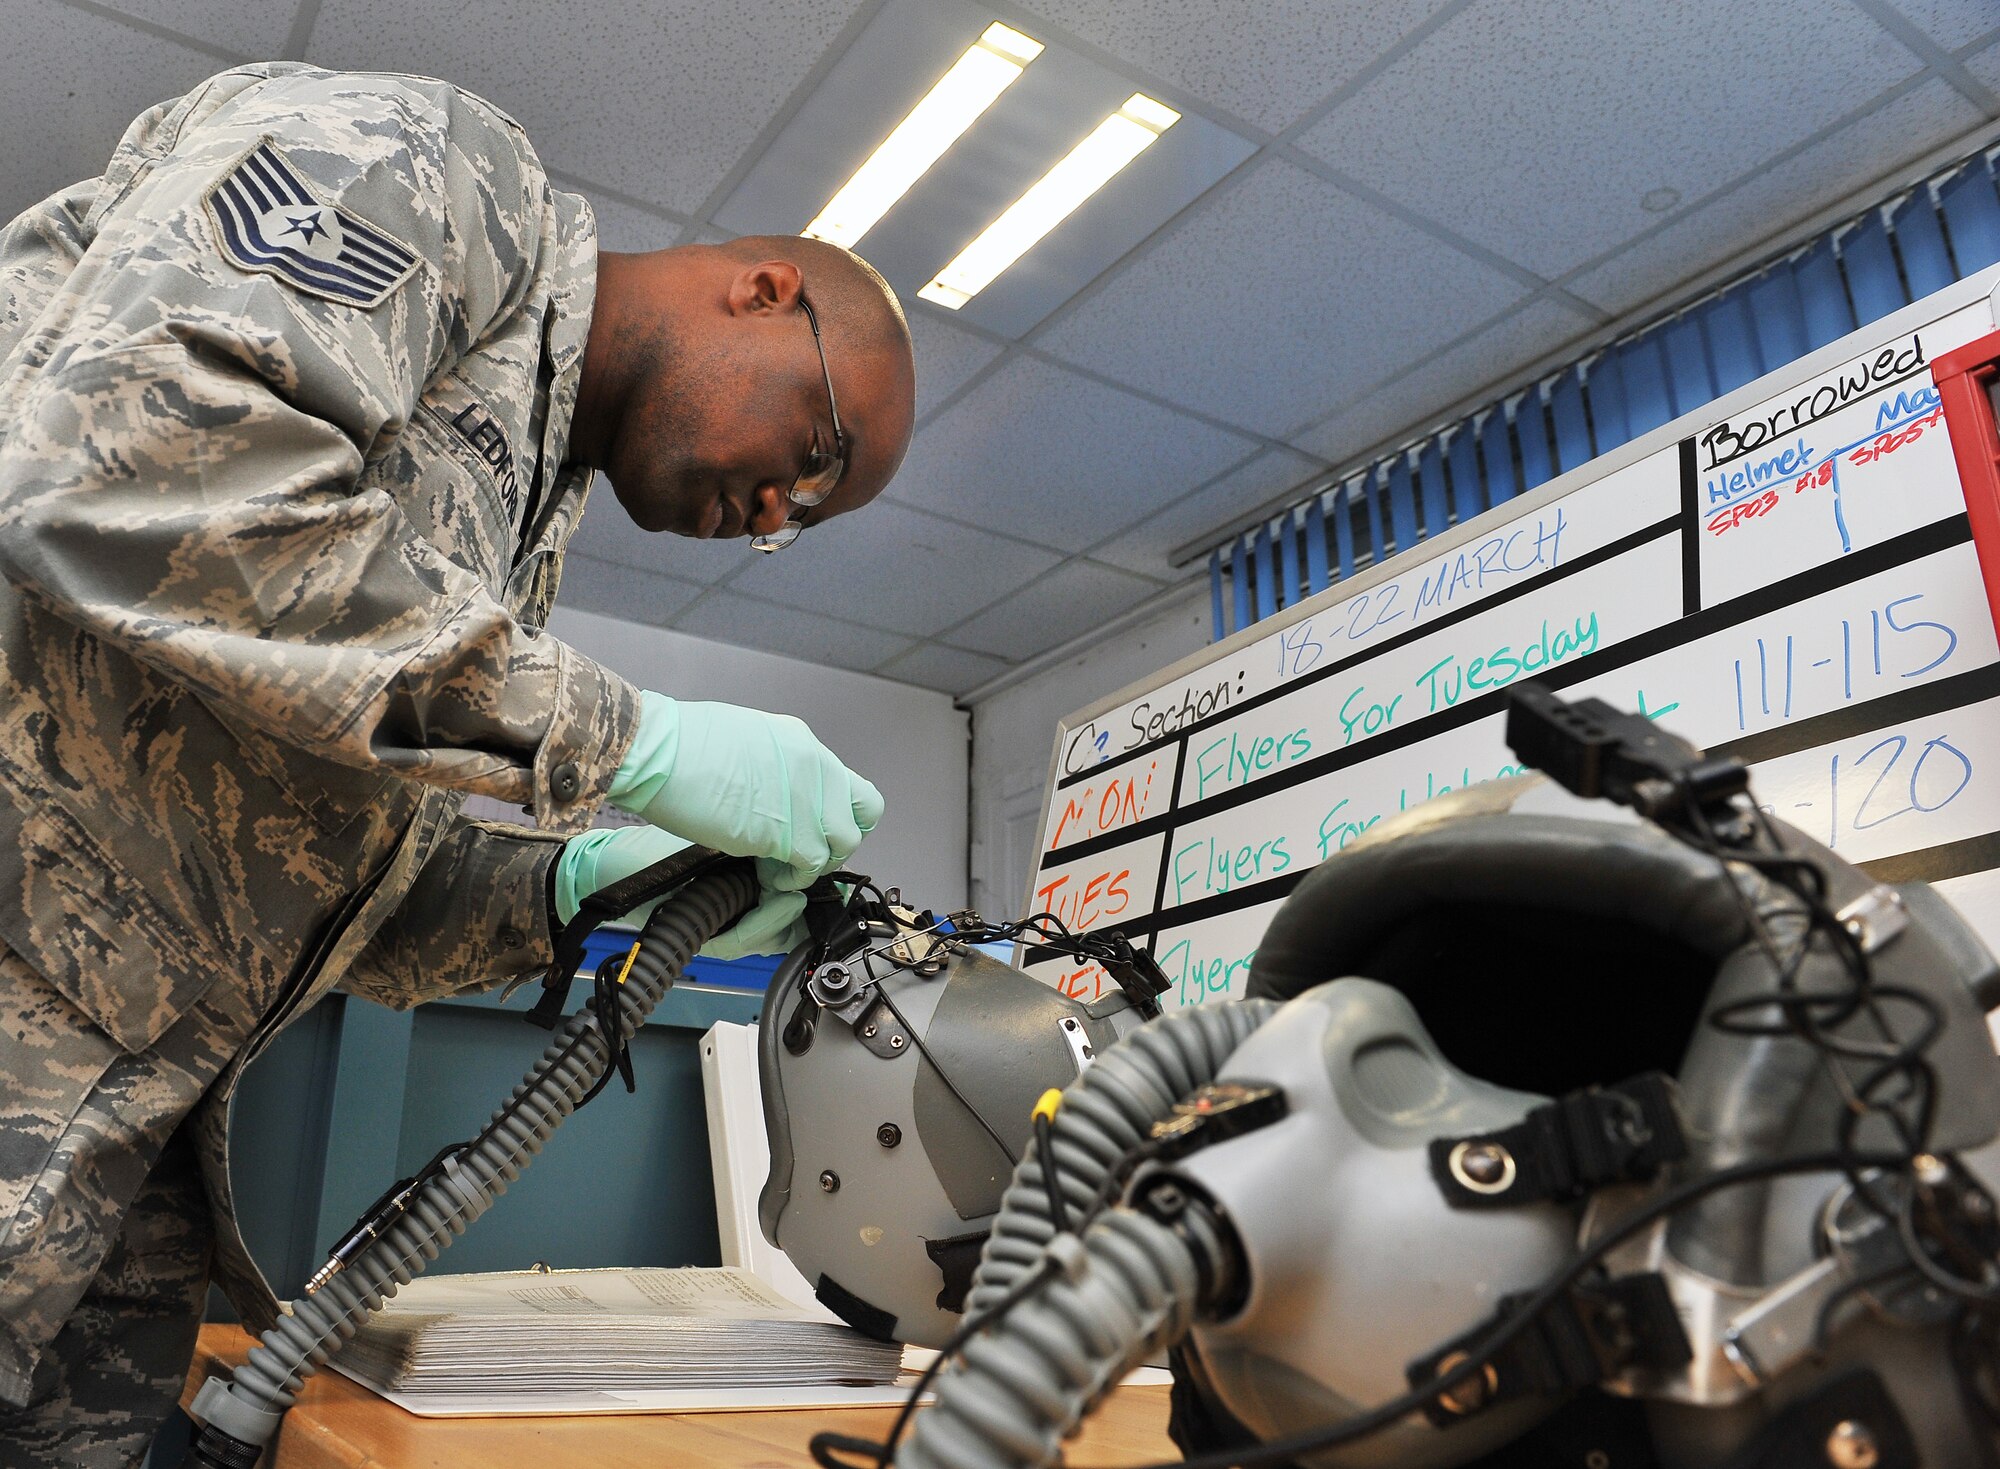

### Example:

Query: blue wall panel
xmin=1548 ymin=366 xmax=1592 ymax=472
xmin=1619 ymin=334 xmax=1673 ymax=437
xmin=1748 ymin=267 xmax=1809 ymax=369
xmin=1702 ymin=284 xmax=1765 ymax=394
xmin=1479 ymin=409 xmax=1517 ymax=506
xmin=1892 ymin=189 xmax=1955 ymax=299
xmin=1416 ymin=439 xmax=1449 ymax=536
xmin=1304 ymin=497 xmax=1331 ymax=593
xmin=1660 ymin=315 xmax=1713 ymax=416
xmin=1586 ymin=351 xmax=1628 ymax=453
xmin=1842 ymin=213 xmax=1907 ymax=323
xmin=1276 ymin=511 xmax=1301 ymax=607
xmin=1516 ymin=393 xmax=1556 ymax=491
xmin=1941 ymin=158 xmax=2000 ymax=273
xmin=1332 ymin=480 xmax=1357 ymax=580
xmin=1204 ymin=144 xmax=2000 ymax=644
xmin=1447 ymin=426 xmax=1483 ymax=524
xmin=1361 ymin=467 xmax=1388 ymax=567
xmin=1794 ymin=238 xmax=1856 ymax=349
xmin=1386 ymin=457 xmax=1418 ymax=554
xmin=1230 ymin=536 xmax=1251 ymax=633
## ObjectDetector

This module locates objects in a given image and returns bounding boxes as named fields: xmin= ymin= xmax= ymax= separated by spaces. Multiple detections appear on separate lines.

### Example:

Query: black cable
xmin=882 ymin=772 xmax=2000 ymax=1467
xmin=1127 ymin=1149 xmax=1910 ymax=1469
xmin=807 ymin=1256 xmax=1064 ymax=1469
xmin=1033 ymin=1113 xmax=1072 ymax=1235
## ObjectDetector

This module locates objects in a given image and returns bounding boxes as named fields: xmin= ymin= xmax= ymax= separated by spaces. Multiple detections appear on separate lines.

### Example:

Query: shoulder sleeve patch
xmin=205 ymin=141 xmax=420 ymax=309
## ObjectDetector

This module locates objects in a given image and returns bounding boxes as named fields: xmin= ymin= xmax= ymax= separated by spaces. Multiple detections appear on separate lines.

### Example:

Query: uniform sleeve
xmin=340 ymin=812 xmax=565 ymax=1008
xmin=0 ymin=67 xmax=638 ymax=831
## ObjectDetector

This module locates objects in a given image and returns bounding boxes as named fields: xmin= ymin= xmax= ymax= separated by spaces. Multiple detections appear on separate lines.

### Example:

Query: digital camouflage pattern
xmin=0 ymin=62 xmax=643 ymax=1448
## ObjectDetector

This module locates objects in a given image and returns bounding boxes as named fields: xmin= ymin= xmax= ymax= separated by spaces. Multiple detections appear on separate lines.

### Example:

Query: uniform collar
xmin=540 ymin=188 xmax=597 ymax=477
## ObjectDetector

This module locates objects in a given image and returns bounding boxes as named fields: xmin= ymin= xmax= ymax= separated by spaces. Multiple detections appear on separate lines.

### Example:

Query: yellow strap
xmin=1031 ymin=1088 xmax=1063 ymax=1124
xmin=616 ymin=941 xmax=642 ymax=986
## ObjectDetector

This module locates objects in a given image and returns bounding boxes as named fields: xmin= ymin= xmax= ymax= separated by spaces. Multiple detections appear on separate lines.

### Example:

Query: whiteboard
xmin=1024 ymin=268 xmax=2000 ymax=1011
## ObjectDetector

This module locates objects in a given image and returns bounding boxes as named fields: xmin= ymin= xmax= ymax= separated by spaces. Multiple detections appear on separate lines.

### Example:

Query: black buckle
xmin=1507 ymin=684 xmax=1751 ymax=836
xmin=1430 ymin=1072 xmax=1685 ymax=1209
xmin=1407 ymin=1271 xmax=1691 ymax=1426
xmin=524 ymin=843 xmax=729 ymax=1030
xmin=1099 ymin=934 xmax=1172 ymax=1018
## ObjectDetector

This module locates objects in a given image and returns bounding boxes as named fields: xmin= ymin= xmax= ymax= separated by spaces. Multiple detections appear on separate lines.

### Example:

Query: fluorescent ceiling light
xmin=803 ymin=22 xmax=1043 ymax=250
xmin=919 ymin=94 xmax=1179 ymax=310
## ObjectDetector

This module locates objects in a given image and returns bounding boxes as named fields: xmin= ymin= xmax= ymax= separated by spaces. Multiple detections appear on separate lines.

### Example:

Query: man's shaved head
xmin=718 ymin=233 xmax=911 ymax=361
xmin=571 ymin=233 xmax=917 ymax=546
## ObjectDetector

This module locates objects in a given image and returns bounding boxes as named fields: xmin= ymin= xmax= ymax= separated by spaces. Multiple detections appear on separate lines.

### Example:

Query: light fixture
xmin=802 ymin=22 xmax=1044 ymax=250
xmin=919 ymin=93 xmax=1179 ymax=310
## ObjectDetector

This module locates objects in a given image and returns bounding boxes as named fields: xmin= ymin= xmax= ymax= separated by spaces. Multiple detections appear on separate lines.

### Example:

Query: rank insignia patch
xmin=206 ymin=143 xmax=419 ymax=308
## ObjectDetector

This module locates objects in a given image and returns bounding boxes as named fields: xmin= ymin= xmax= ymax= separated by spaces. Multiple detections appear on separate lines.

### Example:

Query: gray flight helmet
xmin=757 ymin=887 xmax=1158 ymax=1347
xmin=1160 ymin=777 xmax=2000 ymax=1468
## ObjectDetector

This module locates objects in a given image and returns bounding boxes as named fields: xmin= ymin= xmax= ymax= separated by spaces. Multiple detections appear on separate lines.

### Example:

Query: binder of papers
xmin=330 ymin=1266 xmax=913 ymax=1416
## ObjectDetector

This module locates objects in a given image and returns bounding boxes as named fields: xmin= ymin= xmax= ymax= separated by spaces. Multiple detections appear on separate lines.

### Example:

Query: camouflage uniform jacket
xmin=0 ymin=64 xmax=642 ymax=1328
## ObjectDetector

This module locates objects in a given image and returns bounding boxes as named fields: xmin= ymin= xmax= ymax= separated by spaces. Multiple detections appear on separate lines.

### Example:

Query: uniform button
xmin=498 ymin=926 xmax=525 ymax=950
xmin=549 ymin=761 xmax=582 ymax=802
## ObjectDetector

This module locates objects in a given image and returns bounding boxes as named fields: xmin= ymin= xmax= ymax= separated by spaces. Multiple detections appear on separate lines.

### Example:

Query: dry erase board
xmin=1024 ymin=267 xmax=2000 ymax=1011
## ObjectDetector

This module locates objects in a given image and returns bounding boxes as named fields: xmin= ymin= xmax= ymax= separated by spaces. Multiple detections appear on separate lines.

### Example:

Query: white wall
xmin=544 ymin=607 xmax=971 ymax=909
xmin=966 ymin=588 xmax=1209 ymax=918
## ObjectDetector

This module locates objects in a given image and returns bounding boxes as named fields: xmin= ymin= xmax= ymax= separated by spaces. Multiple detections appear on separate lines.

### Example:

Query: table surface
xmin=181 ymin=1324 xmax=1179 ymax=1468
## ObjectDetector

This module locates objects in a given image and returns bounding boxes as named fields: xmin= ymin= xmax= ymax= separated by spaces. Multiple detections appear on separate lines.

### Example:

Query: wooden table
xmin=181 ymin=1325 xmax=1178 ymax=1468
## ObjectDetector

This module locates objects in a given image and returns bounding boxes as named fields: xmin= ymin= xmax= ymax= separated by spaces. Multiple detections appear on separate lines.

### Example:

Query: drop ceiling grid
xmin=5 ymin=0 xmax=1998 ymax=693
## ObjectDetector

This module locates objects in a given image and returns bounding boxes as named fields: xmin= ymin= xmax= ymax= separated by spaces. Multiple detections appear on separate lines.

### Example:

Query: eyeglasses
xmin=751 ymin=292 xmax=846 ymax=552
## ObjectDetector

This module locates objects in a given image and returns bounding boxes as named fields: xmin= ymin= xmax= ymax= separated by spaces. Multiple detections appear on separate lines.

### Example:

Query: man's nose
xmin=748 ymin=483 xmax=791 ymax=536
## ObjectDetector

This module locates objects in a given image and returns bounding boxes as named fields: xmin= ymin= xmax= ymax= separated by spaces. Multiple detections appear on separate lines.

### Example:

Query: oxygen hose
xmin=899 ymin=996 xmax=1279 ymax=1469
xmin=183 ymin=861 xmax=759 ymax=1468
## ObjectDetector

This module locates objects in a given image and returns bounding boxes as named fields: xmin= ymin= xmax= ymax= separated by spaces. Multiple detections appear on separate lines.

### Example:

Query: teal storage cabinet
xmin=220 ymin=966 xmax=767 ymax=1310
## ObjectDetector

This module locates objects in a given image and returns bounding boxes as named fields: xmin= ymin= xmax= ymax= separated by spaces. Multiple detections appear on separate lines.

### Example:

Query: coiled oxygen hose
xmin=184 ymin=861 xmax=758 ymax=1467
xmin=900 ymin=996 xmax=1278 ymax=1469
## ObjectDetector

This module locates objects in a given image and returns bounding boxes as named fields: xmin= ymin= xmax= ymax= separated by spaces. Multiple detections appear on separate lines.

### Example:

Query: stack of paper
xmin=331 ymin=1266 xmax=911 ymax=1416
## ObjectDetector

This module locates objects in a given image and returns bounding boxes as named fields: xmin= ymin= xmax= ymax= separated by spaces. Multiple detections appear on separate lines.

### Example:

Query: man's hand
xmin=554 ymin=826 xmax=811 ymax=959
xmin=607 ymin=693 xmax=884 ymax=890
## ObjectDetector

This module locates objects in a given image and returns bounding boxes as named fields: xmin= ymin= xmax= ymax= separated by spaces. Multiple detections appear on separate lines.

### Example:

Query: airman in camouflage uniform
xmin=0 ymin=62 xmax=915 ymax=1465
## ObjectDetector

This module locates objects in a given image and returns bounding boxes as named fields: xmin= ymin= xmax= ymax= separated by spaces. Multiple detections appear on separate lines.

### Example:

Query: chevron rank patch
xmin=206 ymin=142 xmax=419 ymax=308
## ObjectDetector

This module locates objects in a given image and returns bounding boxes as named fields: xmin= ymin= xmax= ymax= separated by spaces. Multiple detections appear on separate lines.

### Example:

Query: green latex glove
xmin=554 ymin=825 xmax=810 ymax=959
xmin=608 ymin=693 xmax=884 ymax=892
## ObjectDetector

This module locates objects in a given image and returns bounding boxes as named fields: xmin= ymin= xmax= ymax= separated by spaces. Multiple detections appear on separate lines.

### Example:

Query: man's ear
xmin=726 ymin=259 xmax=803 ymax=316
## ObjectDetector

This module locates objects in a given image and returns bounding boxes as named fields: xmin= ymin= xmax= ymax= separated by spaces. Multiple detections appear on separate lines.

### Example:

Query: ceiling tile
xmin=718 ymin=499 xmax=1063 ymax=637
xmin=1967 ymin=36 xmax=2000 ymax=89
xmin=88 ymin=0 xmax=296 ymax=55
xmin=1037 ymin=158 xmax=1527 ymax=437
xmin=711 ymin=0 xmax=1255 ymax=339
xmin=556 ymin=553 xmax=706 ymax=626
xmin=890 ymin=356 xmax=1257 ymax=550
xmin=1885 ymin=0 xmax=2000 ymax=52
xmin=1294 ymin=0 xmax=1924 ymax=278
xmin=304 ymin=0 xmax=868 ymax=215
xmin=574 ymin=188 xmax=685 ymax=252
xmin=909 ymin=307 xmax=1004 ymax=422
xmin=877 ymin=642 xmax=1012 ymax=695
xmin=670 ymin=590 xmax=916 ymax=671
xmin=0 ymin=2 xmax=230 ymax=219
xmin=1566 ymin=79 xmax=1985 ymax=316
xmin=563 ymin=486 xmax=746 ymax=586
xmin=1290 ymin=298 xmax=1597 ymax=465
xmin=1017 ymin=0 xmax=1459 ymax=133
xmin=1092 ymin=447 xmax=1323 ymax=579
xmin=947 ymin=558 xmax=1162 ymax=659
